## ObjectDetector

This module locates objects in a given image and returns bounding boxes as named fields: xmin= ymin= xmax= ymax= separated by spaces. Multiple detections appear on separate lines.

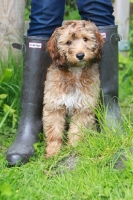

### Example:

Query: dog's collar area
xmin=57 ymin=65 xmax=68 ymax=71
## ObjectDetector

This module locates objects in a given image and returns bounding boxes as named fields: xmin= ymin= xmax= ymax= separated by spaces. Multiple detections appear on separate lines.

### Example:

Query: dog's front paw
xmin=68 ymin=132 xmax=82 ymax=147
xmin=46 ymin=141 xmax=62 ymax=158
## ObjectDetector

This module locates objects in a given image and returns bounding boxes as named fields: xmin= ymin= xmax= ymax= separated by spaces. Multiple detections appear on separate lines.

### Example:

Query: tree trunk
xmin=0 ymin=0 xmax=25 ymax=61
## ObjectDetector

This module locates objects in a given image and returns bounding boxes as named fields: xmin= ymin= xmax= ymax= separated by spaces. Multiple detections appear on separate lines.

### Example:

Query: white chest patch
xmin=56 ymin=67 xmax=87 ymax=115
xmin=63 ymin=88 xmax=83 ymax=110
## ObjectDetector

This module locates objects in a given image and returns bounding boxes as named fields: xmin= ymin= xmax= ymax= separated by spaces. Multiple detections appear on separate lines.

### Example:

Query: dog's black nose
xmin=76 ymin=53 xmax=85 ymax=61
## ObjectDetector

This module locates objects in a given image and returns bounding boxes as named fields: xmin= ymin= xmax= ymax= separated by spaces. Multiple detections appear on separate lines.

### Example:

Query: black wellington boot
xmin=6 ymin=36 xmax=51 ymax=166
xmin=98 ymin=25 xmax=122 ymax=130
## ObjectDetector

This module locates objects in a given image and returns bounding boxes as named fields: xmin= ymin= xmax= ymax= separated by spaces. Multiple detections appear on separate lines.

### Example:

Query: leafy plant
xmin=0 ymin=55 xmax=23 ymax=129
xmin=25 ymin=0 xmax=31 ymax=20
xmin=65 ymin=0 xmax=80 ymax=19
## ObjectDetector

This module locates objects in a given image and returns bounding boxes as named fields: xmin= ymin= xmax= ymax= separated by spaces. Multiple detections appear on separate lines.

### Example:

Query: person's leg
xmin=28 ymin=0 xmax=65 ymax=37
xmin=6 ymin=0 xmax=65 ymax=166
xmin=76 ymin=0 xmax=114 ymax=26
xmin=76 ymin=0 xmax=121 ymax=129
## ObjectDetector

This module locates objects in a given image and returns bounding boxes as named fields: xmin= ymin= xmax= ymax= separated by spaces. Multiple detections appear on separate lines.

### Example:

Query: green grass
xmin=1 ymin=127 xmax=133 ymax=199
xmin=0 ymin=52 xmax=133 ymax=199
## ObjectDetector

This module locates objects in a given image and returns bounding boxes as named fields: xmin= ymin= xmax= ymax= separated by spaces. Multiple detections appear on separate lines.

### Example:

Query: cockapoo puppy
xmin=43 ymin=20 xmax=104 ymax=158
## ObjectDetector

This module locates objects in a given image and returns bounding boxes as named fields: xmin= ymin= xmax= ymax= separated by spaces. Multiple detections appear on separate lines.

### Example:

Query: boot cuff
xmin=98 ymin=25 xmax=118 ymax=30
xmin=23 ymin=35 xmax=50 ymax=40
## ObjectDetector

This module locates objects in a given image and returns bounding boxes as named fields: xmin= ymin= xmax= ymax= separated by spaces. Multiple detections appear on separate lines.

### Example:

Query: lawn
xmin=0 ymin=6 xmax=133 ymax=200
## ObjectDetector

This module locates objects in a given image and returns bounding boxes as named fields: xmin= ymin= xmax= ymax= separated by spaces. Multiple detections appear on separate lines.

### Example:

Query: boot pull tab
xmin=12 ymin=43 xmax=25 ymax=51
xmin=110 ymin=33 xmax=122 ymax=45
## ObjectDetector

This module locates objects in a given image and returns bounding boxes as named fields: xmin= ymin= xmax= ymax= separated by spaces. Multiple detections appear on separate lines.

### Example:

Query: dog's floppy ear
xmin=94 ymin=30 xmax=104 ymax=62
xmin=83 ymin=20 xmax=104 ymax=62
xmin=46 ymin=29 xmax=66 ymax=69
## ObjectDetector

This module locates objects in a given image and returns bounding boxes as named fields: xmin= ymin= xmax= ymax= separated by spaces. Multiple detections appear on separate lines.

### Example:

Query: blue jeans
xmin=27 ymin=0 xmax=114 ymax=37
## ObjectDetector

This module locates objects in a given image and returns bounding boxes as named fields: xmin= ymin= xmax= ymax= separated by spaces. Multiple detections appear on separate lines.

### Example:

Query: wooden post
xmin=0 ymin=0 xmax=25 ymax=61
xmin=113 ymin=0 xmax=130 ymax=54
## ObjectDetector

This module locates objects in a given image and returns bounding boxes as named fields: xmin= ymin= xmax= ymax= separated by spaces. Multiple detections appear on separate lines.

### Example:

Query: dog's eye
xmin=66 ymin=40 xmax=72 ymax=46
xmin=83 ymin=37 xmax=88 ymax=42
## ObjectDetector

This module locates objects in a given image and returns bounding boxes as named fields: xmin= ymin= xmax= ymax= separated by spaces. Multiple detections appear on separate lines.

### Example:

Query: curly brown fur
xmin=43 ymin=20 xmax=104 ymax=158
